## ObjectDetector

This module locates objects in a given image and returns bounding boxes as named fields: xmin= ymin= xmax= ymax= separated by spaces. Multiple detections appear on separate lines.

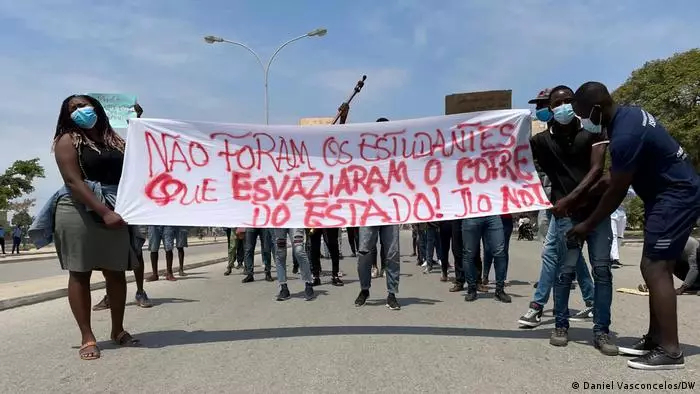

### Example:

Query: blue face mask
xmin=71 ymin=106 xmax=98 ymax=129
xmin=552 ymin=103 xmax=575 ymax=125
xmin=581 ymin=118 xmax=602 ymax=134
xmin=535 ymin=108 xmax=552 ymax=122
xmin=581 ymin=106 xmax=603 ymax=134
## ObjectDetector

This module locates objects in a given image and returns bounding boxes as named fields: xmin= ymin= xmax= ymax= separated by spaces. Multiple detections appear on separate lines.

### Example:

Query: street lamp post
xmin=204 ymin=28 xmax=327 ymax=125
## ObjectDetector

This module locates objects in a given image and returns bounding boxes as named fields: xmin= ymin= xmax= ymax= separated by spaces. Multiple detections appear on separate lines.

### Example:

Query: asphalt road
xmin=1 ymin=232 xmax=698 ymax=393
xmin=0 ymin=243 xmax=227 ymax=284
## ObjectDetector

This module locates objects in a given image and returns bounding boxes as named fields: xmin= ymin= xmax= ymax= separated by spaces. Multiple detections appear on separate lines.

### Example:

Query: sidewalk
xmin=0 ymin=243 xmax=248 ymax=311
xmin=0 ymin=236 xmax=225 ymax=263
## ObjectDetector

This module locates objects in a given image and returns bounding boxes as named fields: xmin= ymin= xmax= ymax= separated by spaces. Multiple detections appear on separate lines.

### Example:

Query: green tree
xmin=0 ymin=159 xmax=45 ymax=210
xmin=624 ymin=196 xmax=645 ymax=230
xmin=11 ymin=210 xmax=33 ymax=231
xmin=613 ymin=48 xmax=700 ymax=169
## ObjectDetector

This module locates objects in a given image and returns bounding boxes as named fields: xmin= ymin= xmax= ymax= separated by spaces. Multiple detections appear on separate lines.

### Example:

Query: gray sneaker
xmin=594 ymin=333 xmax=619 ymax=356
xmin=569 ymin=306 xmax=594 ymax=322
xmin=550 ymin=327 xmax=568 ymax=347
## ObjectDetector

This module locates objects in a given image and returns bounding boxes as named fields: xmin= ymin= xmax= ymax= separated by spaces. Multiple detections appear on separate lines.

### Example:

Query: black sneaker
xmin=627 ymin=346 xmax=685 ymax=370
xmin=449 ymin=282 xmax=464 ymax=292
xmin=242 ymin=274 xmax=254 ymax=283
xmin=518 ymin=303 xmax=543 ymax=328
xmin=304 ymin=283 xmax=316 ymax=301
xmin=594 ymin=333 xmax=619 ymax=356
xmin=292 ymin=265 xmax=299 ymax=274
xmin=265 ymin=272 xmax=274 ymax=282
xmin=550 ymin=327 xmax=568 ymax=347
xmin=224 ymin=267 xmax=232 ymax=276
xmin=312 ymin=277 xmax=322 ymax=286
xmin=612 ymin=259 xmax=622 ymax=269
xmin=619 ymin=335 xmax=656 ymax=356
xmin=386 ymin=293 xmax=401 ymax=310
xmin=276 ymin=284 xmax=291 ymax=301
xmin=569 ymin=306 xmax=594 ymax=321
xmin=355 ymin=290 xmax=369 ymax=307
xmin=331 ymin=276 xmax=344 ymax=286
xmin=533 ymin=281 xmax=538 ymax=288
xmin=464 ymin=290 xmax=478 ymax=302
xmin=494 ymin=289 xmax=512 ymax=303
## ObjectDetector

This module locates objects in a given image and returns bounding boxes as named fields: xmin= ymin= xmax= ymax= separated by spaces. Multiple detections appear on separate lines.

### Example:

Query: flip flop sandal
xmin=79 ymin=342 xmax=100 ymax=360
xmin=112 ymin=331 xmax=141 ymax=347
xmin=92 ymin=295 xmax=110 ymax=311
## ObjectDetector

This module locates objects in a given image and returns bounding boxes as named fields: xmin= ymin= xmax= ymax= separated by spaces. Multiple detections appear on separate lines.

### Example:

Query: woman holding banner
xmin=43 ymin=95 xmax=141 ymax=360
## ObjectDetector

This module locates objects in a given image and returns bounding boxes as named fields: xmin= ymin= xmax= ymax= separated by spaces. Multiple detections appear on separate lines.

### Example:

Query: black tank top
xmin=79 ymin=143 xmax=124 ymax=185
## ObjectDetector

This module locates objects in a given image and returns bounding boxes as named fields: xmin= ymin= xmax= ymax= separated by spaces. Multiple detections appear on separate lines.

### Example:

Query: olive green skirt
xmin=54 ymin=195 xmax=139 ymax=272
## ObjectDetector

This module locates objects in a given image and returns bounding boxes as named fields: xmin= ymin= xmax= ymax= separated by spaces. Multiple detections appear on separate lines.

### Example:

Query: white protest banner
xmin=115 ymin=110 xmax=551 ymax=227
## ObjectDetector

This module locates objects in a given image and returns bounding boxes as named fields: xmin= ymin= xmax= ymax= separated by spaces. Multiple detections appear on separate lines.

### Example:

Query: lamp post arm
xmin=221 ymin=39 xmax=266 ymax=74
xmin=263 ymin=34 xmax=308 ymax=124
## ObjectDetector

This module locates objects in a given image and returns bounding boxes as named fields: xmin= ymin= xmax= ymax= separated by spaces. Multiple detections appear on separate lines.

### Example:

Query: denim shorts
xmin=175 ymin=227 xmax=188 ymax=248
xmin=148 ymin=226 xmax=174 ymax=252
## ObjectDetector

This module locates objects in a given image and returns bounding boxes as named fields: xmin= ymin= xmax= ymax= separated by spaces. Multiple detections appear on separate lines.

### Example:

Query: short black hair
xmin=376 ymin=117 xmax=389 ymax=122
xmin=548 ymin=85 xmax=574 ymax=99
xmin=574 ymin=81 xmax=613 ymax=107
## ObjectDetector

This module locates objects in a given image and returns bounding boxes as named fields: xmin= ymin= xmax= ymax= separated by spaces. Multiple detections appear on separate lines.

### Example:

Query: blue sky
xmin=1 ymin=0 xmax=699 ymax=213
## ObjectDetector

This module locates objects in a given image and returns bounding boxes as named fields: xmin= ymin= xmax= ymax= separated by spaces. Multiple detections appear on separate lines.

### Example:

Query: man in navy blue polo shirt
xmin=569 ymin=81 xmax=700 ymax=371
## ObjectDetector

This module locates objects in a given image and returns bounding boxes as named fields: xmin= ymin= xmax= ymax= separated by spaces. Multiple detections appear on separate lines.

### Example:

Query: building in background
xmin=531 ymin=119 xmax=548 ymax=135
xmin=299 ymin=117 xmax=334 ymax=126
xmin=445 ymin=90 xmax=512 ymax=114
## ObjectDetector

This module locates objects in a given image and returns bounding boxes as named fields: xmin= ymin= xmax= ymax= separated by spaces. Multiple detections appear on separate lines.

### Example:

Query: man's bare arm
xmin=581 ymin=170 xmax=633 ymax=229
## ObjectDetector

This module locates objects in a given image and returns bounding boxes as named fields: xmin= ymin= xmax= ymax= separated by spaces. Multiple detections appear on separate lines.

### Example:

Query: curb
xmin=0 ymin=256 xmax=228 ymax=312
xmin=0 ymin=240 xmax=226 ymax=264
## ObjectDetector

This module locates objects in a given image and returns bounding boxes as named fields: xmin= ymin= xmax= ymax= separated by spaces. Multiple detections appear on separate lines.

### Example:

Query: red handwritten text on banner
xmin=115 ymin=111 xmax=551 ymax=227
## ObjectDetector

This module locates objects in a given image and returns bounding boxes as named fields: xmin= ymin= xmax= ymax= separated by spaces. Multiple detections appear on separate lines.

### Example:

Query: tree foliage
xmin=623 ymin=196 xmax=645 ymax=230
xmin=613 ymin=49 xmax=700 ymax=170
xmin=11 ymin=210 xmax=33 ymax=231
xmin=0 ymin=159 xmax=45 ymax=210
xmin=8 ymin=198 xmax=36 ymax=213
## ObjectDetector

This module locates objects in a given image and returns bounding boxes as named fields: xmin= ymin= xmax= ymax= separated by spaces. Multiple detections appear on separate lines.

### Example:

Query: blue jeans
xmin=553 ymin=216 xmax=613 ymax=335
xmin=417 ymin=228 xmax=427 ymax=262
xmin=243 ymin=228 xmax=272 ymax=275
xmin=425 ymin=226 xmax=440 ymax=263
xmin=537 ymin=210 xmax=550 ymax=242
xmin=273 ymin=228 xmax=313 ymax=285
xmin=533 ymin=212 xmax=594 ymax=307
xmin=483 ymin=216 xmax=514 ymax=279
xmin=462 ymin=216 xmax=508 ymax=290
xmin=358 ymin=226 xmax=400 ymax=294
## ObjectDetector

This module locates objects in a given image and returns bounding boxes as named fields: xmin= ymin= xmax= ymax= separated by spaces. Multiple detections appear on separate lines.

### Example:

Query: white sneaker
xmin=569 ymin=306 xmax=594 ymax=321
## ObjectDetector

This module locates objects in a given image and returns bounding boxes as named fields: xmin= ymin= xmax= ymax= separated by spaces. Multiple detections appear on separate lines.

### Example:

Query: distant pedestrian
xmin=0 ymin=224 xmax=6 ymax=254
xmin=11 ymin=225 xmax=22 ymax=254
